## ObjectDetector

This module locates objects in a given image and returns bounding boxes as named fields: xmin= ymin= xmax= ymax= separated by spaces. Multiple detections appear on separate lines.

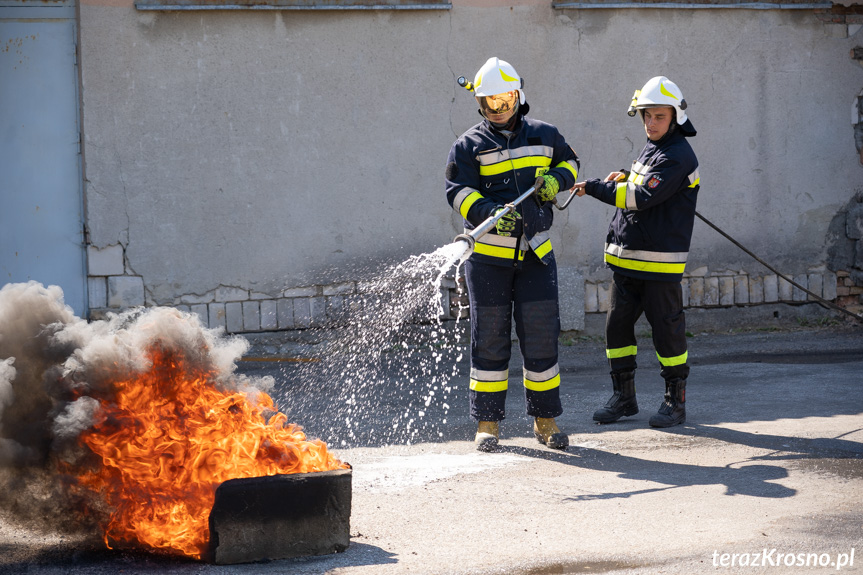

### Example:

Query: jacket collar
xmin=648 ymin=125 xmax=685 ymax=148
xmin=484 ymin=112 xmax=525 ymax=136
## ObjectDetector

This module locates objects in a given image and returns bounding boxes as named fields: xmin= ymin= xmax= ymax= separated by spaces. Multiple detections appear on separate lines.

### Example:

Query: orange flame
xmin=72 ymin=346 xmax=347 ymax=559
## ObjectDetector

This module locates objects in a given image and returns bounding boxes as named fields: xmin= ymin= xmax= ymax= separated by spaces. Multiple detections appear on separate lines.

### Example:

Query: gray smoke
xmin=0 ymin=281 xmax=273 ymax=536
xmin=0 ymin=358 xmax=24 ymax=463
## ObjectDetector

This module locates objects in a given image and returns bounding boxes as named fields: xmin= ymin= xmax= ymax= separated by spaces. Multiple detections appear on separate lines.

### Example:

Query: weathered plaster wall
xmin=78 ymin=0 xmax=863 ymax=321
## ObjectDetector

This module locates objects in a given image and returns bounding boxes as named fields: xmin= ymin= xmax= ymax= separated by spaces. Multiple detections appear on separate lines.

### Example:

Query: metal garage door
xmin=0 ymin=0 xmax=86 ymax=316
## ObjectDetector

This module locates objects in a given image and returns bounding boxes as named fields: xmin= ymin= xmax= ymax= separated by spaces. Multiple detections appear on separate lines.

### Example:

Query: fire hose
xmin=694 ymin=211 xmax=863 ymax=322
xmin=452 ymin=176 xmax=577 ymax=261
xmin=449 ymin=177 xmax=861 ymax=322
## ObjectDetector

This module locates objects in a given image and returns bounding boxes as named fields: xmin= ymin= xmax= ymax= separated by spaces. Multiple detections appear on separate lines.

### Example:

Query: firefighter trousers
xmin=606 ymin=272 xmax=690 ymax=381
xmin=464 ymin=254 xmax=562 ymax=422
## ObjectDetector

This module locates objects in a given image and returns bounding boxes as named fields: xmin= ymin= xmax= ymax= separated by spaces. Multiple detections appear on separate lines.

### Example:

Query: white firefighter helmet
xmin=473 ymin=57 xmax=526 ymax=125
xmin=473 ymin=57 xmax=526 ymax=103
xmin=634 ymin=76 xmax=688 ymax=125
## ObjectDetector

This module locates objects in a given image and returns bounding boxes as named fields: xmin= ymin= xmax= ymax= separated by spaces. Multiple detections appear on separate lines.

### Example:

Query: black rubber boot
xmin=593 ymin=370 xmax=638 ymax=423
xmin=649 ymin=378 xmax=686 ymax=428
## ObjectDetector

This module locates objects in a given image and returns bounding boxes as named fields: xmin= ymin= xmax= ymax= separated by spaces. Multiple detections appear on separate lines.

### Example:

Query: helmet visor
xmin=478 ymin=91 xmax=518 ymax=115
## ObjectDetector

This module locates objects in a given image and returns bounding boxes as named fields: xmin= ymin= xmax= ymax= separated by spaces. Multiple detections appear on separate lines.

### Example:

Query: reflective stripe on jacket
xmin=585 ymin=129 xmax=699 ymax=282
xmin=446 ymin=114 xmax=579 ymax=267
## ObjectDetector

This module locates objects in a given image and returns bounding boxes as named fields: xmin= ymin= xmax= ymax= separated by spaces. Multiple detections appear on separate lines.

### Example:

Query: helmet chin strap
xmin=491 ymin=116 xmax=518 ymax=130
xmin=483 ymin=101 xmax=520 ymax=130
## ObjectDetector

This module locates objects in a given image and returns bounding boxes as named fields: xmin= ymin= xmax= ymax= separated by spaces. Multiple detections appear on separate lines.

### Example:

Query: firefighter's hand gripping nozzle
xmin=453 ymin=177 xmax=545 ymax=263
xmin=454 ymin=204 xmax=518 ymax=264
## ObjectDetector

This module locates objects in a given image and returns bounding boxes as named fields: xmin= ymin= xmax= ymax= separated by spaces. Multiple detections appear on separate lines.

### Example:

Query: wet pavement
xmin=1 ymin=323 xmax=861 ymax=574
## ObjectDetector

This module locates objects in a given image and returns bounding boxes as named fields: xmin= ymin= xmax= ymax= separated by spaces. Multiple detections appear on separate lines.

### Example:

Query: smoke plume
xmin=0 ymin=281 xmax=273 ymax=538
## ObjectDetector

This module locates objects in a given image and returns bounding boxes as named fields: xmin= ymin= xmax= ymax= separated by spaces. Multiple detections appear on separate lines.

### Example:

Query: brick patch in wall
xmin=260 ymin=300 xmax=278 ymax=331
xmin=583 ymin=270 xmax=842 ymax=314
xmin=107 ymin=276 xmax=145 ymax=308
xmin=90 ymin=268 xmax=861 ymax=333
xmin=814 ymin=4 xmax=863 ymax=25
xmin=183 ymin=275 xmax=456 ymax=334
xmin=749 ymin=276 xmax=764 ymax=305
xmin=226 ymin=302 xmax=243 ymax=333
xmin=719 ymin=276 xmax=734 ymax=306
xmin=242 ymin=301 xmax=261 ymax=332
xmin=88 ymin=277 xmax=108 ymax=309
xmin=87 ymin=244 xmax=124 ymax=276
xmin=277 ymin=299 xmax=295 ymax=329
xmin=764 ymin=275 xmax=779 ymax=303
xmin=209 ymin=303 xmax=226 ymax=329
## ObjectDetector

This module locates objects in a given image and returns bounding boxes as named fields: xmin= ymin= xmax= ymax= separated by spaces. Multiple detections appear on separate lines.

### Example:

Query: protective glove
xmin=536 ymin=174 xmax=561 ymax=203
xmin=493 ymin=206 xmax=520 ymax=237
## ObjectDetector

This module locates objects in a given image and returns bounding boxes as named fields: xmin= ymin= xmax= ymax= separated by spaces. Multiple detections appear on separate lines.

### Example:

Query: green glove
xmin=537 ymin=174 xmax=560 ymax=203
xmin=493 ymin=207 xmax=520 ymax=237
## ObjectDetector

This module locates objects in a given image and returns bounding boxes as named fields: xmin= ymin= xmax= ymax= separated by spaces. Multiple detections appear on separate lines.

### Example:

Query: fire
xmin=71 ymin=345 xmax=347 ymax=559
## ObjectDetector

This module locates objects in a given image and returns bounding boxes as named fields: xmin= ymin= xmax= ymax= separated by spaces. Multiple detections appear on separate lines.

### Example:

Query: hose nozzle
xmin=453 ymin=233 xmax=476 ymax=262
xmin=626 ymin=89 xmax=641 ymax=117
xmin=457 ymin=76 xmax=475 ymax=92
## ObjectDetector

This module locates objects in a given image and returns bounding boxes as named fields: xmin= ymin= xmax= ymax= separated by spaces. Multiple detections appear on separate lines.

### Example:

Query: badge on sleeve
xmin=647 ymin=175 xmax=662 ymax=189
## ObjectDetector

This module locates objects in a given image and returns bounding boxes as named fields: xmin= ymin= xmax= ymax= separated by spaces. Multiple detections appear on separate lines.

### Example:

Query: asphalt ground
xmin=1 ymin=322 xmax=862 ymax=574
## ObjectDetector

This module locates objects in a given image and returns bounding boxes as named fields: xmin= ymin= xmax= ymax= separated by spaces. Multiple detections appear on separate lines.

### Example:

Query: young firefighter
xmin=572 ymin=76 xmax=700 ymax=428
xmin=445 ymin=57 xmax=580 ymax=451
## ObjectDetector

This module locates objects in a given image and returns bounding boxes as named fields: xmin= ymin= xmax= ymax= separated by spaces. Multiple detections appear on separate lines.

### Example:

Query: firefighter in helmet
xmin=573 ymin=76 xmax=700 ymax=428
xmin=445 ymin=57 xmax=580 ymax=451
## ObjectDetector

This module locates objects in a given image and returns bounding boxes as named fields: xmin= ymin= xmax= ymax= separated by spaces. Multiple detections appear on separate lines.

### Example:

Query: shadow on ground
xmin=0 ymin=539 xmax=397 ymax=574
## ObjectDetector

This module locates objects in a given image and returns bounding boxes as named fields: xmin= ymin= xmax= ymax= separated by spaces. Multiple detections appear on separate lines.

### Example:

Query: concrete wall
xmin=78 ymin=0 xmax=863 ymax=328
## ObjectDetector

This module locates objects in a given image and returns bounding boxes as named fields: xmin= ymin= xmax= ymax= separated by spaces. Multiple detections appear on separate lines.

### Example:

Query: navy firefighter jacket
xmin=445 ymin=113 xmax=580 ymax=268
xmin=584 ymin=127 xmax=700 ymax=282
